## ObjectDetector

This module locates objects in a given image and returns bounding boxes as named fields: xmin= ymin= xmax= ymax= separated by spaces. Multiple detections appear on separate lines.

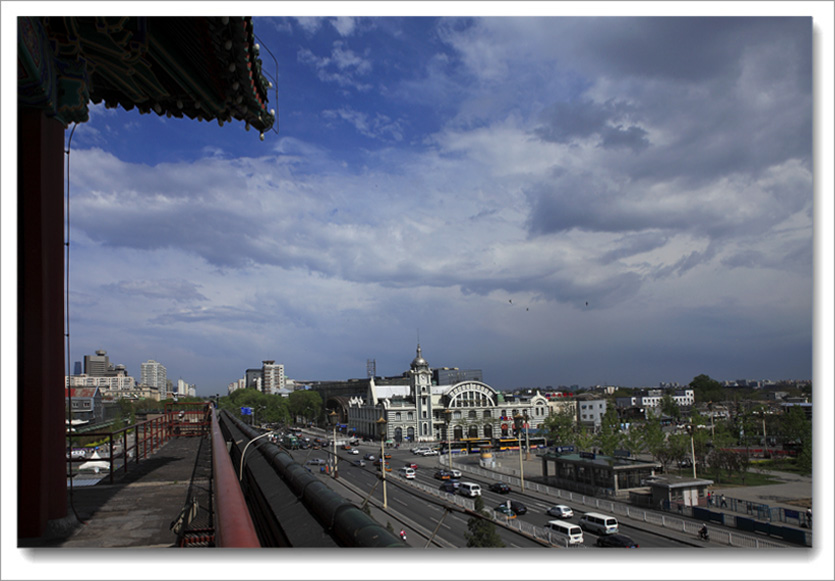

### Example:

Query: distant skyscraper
xmin=141 ymin=360 xmax=167 ymax=397
xmin=73 ymin=361 xmax=82 ymax=375
xmin=84 ymin=350 xmax=111 ymax=376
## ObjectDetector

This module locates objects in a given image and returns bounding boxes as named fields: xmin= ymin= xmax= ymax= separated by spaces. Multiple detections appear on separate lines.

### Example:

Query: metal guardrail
xmin=210 ymin=407 xmax=261 ymax=548
xmin=66 ymin=414 xmax=170 ymax=484
xmin=391 ymin=470 xmax=577 ymax=548
xmin=66 ymin=404 xmax=211 ymax=485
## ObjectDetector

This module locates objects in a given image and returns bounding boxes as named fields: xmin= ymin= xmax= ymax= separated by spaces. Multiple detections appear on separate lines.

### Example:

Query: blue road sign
xmin=241 ymin=406 xmax=252 ymax=415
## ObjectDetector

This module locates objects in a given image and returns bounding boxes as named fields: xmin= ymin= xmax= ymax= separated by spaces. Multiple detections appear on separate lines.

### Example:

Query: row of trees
xmin=541 ymin=401 xmax=812 ymax=481
xmin=216 ymin=388 xmax=323 ymax=426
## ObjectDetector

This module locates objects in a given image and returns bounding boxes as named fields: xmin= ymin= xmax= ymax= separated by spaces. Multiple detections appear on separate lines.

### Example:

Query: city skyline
xmin=8 ymin=12 xmax=818 ymax=396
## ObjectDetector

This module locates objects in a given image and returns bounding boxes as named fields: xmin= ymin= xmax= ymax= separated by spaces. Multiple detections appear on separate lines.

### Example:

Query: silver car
xmin=546 ymin=505 xmax=574 ymax=519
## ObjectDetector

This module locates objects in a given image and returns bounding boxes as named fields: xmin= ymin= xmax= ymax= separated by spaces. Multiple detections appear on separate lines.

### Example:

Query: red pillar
xmin=18 ymin=107 xmax=67 ymax=539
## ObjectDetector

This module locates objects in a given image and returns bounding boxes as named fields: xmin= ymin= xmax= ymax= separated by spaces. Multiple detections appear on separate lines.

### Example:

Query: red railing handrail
xmin=211 ymin=407 xmax=261 ymax=548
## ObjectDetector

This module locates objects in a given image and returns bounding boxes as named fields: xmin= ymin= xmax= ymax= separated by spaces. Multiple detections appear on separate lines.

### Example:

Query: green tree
xmin=780 ymin=406 xmax=812 ymax=475
xmin=288 ymin=389 xmax=323 ymax=425
xmin=542 ymin=407 xmax=576 ymax=448
xmin=594 ymin=406 xmax=622 ymax=457
xmin=465 ymin=495 xmax=505 ymax=548
xmin=620 ymin=420 xmax=647 ymax=457
xmin=660 ymin=393 xmax=680 ymax=420
xmin=641 ymin=418 xmax=667 ymax=466
xmin=117 ymin=398 xmax=136 ymax=425
xmin=689 ymin=374 xmax=725 ymax=404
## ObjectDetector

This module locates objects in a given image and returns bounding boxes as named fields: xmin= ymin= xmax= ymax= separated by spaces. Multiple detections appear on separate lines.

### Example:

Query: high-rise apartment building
xmin=141 ymin=360 xmax=168 ymax=397
xmin=262 ymin=360 xmax=285 ymax=395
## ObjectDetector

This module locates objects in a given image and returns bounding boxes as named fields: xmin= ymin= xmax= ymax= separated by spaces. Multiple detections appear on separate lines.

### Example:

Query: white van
xmin=458 ymin=482 xmax=482 ymax=497
xmin=578 ymin=512 xmax=619 ymax=535
xmin=398 ymin=467 xmax=416 ymax=479
xmin=544 ymin=520 xmax=584 ymax=546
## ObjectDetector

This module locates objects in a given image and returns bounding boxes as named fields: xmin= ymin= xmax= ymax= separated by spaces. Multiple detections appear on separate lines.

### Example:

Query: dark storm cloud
xmin=572 ymin=17 xmax=811 ymax=83
xmin=534 ymin=98 xmax=649 ymax=152
xmin=525 ymin=16 xmax=812 ymax=270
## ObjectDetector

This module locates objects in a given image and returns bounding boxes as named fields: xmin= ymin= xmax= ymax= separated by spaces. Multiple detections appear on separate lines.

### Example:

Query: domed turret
xmin=411 ymin=344 xmax=428 ymax=370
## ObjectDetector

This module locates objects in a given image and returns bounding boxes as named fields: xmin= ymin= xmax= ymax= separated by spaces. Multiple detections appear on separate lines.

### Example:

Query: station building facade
xmin=347 ymin=345 xmax=549 ymax=444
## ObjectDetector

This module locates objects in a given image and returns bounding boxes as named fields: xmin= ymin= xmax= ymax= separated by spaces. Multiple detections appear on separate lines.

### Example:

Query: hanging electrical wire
xmin=64 ymin=122 xmax=86 ymax=525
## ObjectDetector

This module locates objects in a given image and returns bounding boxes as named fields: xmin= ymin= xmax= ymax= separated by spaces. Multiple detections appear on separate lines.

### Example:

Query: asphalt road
xmin=296 ymin=434 xmax=691 ymax=549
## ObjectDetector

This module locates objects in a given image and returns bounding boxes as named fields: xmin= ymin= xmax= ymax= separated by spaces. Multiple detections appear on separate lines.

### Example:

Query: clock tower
xmin=410 ymin=344 xmax=434 ymax=441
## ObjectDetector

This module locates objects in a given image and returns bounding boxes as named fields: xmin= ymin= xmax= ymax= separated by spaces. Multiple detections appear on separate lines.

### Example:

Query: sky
xmin=2 ymin=5 xmax=834 ymax=580
xmin=6 ymin=11 xmax=822 ymax=397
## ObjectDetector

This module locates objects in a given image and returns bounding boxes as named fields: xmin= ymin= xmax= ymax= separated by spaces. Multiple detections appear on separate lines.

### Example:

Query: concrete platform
xmin=21 ymin=436 xmax=210 ymax=548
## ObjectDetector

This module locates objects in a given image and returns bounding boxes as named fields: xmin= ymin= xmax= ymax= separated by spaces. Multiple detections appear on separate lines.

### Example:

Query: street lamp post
xmin=523 ymin=411 xmax=530 ymax=461
xmin=514 ymin=413 xmax=525 ymax=492
xmin=239 ymin=430 xmax=277 ymax=481
xmin=444 ymin=409 xmax=453 ymax=473
xmin=376 ymin=415 xmax=388 ymax=509
xmin=328 ymin=410 xmax=338 ymax=479
xmin=687 ymin=424 xmax=697 ymax=479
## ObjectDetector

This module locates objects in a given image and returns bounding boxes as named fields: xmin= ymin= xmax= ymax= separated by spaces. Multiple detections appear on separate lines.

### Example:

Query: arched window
xmin=468 ymin=425 xmax=478 ymax=438
xmin=454 ymin=426 xmax=463 ymax=440
xmin=395 ymin=412 xmax=401 ymax=421
xmin=484 ymin=424 xmax=493 ymax=439
xmin=407 ymin=412 xmax=414 ymax=420
xmin=468 ymin=410 xmax=477 ymax=419
xmin=483 ymin=410 xmax=492 ymax=418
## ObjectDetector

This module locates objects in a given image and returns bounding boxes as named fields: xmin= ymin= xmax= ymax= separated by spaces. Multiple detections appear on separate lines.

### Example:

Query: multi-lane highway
xmin=292 ymin=433 xmax=692 ymax=549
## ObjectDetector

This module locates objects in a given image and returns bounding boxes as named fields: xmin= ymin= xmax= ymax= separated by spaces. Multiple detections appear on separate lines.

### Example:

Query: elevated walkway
xmin=22 ymin=436 xmax=211 ymax=548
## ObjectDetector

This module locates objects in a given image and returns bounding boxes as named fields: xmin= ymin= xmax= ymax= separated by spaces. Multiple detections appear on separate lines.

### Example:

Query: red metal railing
xmin=66 ymin=403 xmax=212 ymax=485
xmin=165 ymin=402 xmax=212 ymax=437
xmin=66 ymin=413 xmax=172 ymax=484
xmin=210 ymin=407 xmax=261 ymax=547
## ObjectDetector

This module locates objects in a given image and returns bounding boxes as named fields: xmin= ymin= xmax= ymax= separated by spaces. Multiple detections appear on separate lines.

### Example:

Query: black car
xmin=507 ymin=500 xmax=527 ymax=515
xmin=439 ymin=480 xmax=460 ymax=493
xmin=596 ymin=534 xmax=639 ymax=548
xmin=489 ymin=482 xmax=511 ymax=494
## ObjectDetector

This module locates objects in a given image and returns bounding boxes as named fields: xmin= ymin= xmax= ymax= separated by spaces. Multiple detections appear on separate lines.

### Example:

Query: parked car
xmin=494 ymin=505 xmax=517 ymax=519
xmin=595 ymin=534 xmax=639 ymax=548
xmin=546 ymin=505 xmax=574 ymax=519
xmin=489 ymin=482 xmax=511 ymax=494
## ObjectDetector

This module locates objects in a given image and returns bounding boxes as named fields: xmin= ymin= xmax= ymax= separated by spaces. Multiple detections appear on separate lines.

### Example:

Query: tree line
xmin=542 ymin=375 xmax=812 ymax=482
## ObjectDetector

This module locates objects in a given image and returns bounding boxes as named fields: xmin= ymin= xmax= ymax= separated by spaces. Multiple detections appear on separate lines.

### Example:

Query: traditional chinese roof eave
xmin=18 ymin=16 xmax=276 ymax=136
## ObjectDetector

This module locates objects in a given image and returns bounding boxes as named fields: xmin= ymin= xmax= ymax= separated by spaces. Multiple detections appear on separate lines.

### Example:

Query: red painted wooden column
xmin=18 ymin=107 xmax=67 ymax=539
